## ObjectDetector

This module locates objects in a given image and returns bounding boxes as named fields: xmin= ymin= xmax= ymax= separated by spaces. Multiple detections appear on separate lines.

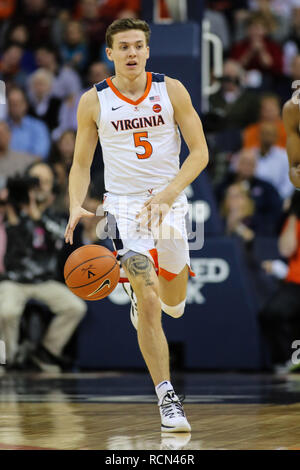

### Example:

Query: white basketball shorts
xmin=102 ymin=188 xmax=195 ymax=282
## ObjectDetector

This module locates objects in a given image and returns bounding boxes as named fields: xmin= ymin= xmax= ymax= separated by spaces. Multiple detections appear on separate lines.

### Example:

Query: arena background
xmin=0 ymin=0 xmax=298 ymax=373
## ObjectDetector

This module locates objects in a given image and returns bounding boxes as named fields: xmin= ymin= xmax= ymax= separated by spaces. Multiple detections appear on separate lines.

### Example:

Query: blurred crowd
xmin=204 ymin=0 xmax=300 ymax=374
xmin=0 ymin=0 xmax=299 ymax=374
xmin=0 ymin=0 xmax=142 ymax=374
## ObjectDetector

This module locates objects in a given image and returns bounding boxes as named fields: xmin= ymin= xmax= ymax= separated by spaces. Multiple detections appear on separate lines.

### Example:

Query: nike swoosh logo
xmin=87 ymin=279 xmax=111 ymax=297
xmin=112 ymin=105 xmax=124 ymax=111
xmin=157 ymin=381 xmax=169 ymax=389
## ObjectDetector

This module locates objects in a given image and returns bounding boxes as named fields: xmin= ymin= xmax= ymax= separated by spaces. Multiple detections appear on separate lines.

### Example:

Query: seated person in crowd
xmin=48 ymin=129 xmax=76 ymax=212
xmin=220 ymin=182 xmax=256 ymax=243
xmin=5 ymin=24 xmax=36 ymax=74
xmin=243 ymin=93 xmax=286 ymax=149
xmin=230 ymin=13 xmax=283 ymax=78
xmin=33 ymin=44 xmax=82 ymax=100
xmin=60 ymin=20 xmax=88 ymax=73
xmin=204 ymin=59 xmax=260 ymax=132
xmin=73 ymin=0 xmax=110 ymax=62
xmin=0 ymin=161 xmax=87 ymax=371
xmin=234 ymin=0 xmax=290 ymax=43
xmin=216 ymin=147 xmax=282 ymax=235
xmin=259 ymin=191 xmax=300 ymax=372
xmin=10 ymin=0 xmax=56 ymax=49
xmin=253 ymin=122 xmax=293 ymax=200
xmin=27 ymin=68 xmax=61 ymax=131
xmin=0 ymin=42 xmax=28 ymax=90
xmin=6 ymin=86 xmax=51 ymax=160
xmin=84 ymin=61 xmax=110 ymax=90
xmin=0 ymin=120 xmax=37 ymax=178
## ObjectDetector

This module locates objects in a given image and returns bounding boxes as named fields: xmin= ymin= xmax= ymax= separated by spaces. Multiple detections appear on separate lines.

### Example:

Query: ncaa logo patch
xmin=152 ymin=104 xmax=161 ymax=113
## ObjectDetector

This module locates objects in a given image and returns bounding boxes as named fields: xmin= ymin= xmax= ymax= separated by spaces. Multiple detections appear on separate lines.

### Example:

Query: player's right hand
xmin=65 ymin=206 xmax=95 ymax=245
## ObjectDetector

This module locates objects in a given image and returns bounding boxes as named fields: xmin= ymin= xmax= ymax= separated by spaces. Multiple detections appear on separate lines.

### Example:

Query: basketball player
xmin=65 ymin=18 xmax=209 ymax=433
xmin=282 ymin=98 xmax=300 ymax=189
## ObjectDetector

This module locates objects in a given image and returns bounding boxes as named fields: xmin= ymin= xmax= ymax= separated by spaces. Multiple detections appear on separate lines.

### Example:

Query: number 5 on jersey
xmin=133 ymin=131 xmax=153 ymax=159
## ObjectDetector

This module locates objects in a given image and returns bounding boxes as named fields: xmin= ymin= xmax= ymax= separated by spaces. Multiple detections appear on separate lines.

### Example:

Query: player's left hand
xmin=136 ymin=188 xmax=177 ymax=230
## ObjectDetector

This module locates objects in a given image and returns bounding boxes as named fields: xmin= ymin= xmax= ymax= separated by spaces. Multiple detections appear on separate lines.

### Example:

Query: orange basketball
xmin=64 ymin=245 xmax=120 ymax=301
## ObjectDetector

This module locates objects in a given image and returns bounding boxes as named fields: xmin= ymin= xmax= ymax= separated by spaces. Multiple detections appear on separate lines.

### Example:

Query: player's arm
xmin=64 ymin=89 xmax=99 ymax=244
xmin=165 ymin=77 xmax=209 ymax=197
xmin=138 ymin=78 xmax=208 ymax=225
xmin=282 ymin=99 xmax=300 ymax=189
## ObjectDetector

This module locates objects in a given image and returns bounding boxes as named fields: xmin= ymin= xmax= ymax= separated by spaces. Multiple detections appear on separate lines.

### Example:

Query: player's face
xmin=106 ymin=30 xmax=149 ymax=77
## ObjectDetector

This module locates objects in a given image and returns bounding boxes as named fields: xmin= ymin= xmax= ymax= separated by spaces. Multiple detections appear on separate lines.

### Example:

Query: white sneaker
xmin=159 ymin=390 xmax=191 ymax=433
xmin=122 ymin=282 xmax=138 ymax=330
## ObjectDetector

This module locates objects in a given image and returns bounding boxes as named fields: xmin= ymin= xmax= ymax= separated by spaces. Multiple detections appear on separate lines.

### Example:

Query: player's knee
xmin=160 ymin=299 xmax=186 ymax=318
xmin=138 ymin=291 xmax=161 ymax=323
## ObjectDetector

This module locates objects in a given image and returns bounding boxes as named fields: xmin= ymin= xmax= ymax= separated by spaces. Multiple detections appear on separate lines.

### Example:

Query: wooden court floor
xmin=0 ymin=371 xmax=300 ymax=450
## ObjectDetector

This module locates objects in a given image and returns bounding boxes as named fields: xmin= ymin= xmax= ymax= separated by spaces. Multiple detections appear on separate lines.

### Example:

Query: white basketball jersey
xmin=95 ymin=72 xmax=181 ymax=194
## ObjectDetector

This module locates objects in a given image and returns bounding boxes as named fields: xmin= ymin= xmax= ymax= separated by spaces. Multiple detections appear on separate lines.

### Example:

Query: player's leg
xmin=122 ymin=253 xmax=191 ymax=432
xmin=122 ymin=253 xmax=170 ymax=386
xmin=156 ymin=196 xmax=192 ymax=319
xmin=159 ymin=264 xmax=189 ymax=318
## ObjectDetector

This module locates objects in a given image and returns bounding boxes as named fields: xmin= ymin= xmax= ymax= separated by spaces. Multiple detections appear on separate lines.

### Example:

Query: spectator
xmin=85 ymin=61 xmax=110 ymax=89
xmin=230 ymin=13 xmax=283 ymax=78
xmin=10 ymin=0 xmax=56 ymax=49
xmin=0 ymin=120 xmax=37 ymax=178
xmin=204 ymin=59 xmax=260 ymax=132
xmin=220 ymin=181 xmax=255 ymax=243
xmin=216 ymin=148 xmax=282 ymax=235
xmin=0 ymin=42 xmax=28 ymax=89
xmin=253 ymin=122 xmax=294 ymax=200
xmin=60 ymin=20 xmax=88 ymax=72
xmin=0 ymin=161 xmax=87 ymax=371
xmin=74 ymin=0 xmax=109 ymax=62
xmin=235 ymin=0 xmax=290 ymax=43
xmin=259 ymin=191 xmax=300 ymax=372
xmin=33 ymin=44 xmax=82 ymax=100
xmin=27 ymin=68 xmax=61 ymax=131
xmin=243 ymin=93 xmax=287 ymax=149
xmin=6 ymin=87 xmax=51 ymax=159
xmin=4 ymin=24 xmax=36 ymax=74
xmin=49 ymin=129 xmax=76 ymax=211
xmin=53 ymin=92 xmax=82 ymax=141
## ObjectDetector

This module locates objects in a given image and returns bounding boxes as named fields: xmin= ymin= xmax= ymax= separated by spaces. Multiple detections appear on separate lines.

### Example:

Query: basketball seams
xmin=67 ymin=259 xmax=118 ymax=289
xmin=64 ymin=255 xmax=116 ymax=281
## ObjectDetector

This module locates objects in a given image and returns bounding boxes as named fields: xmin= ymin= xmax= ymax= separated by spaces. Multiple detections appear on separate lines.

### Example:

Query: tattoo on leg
xmin=123 ymin=255 xmax=154 ymax=286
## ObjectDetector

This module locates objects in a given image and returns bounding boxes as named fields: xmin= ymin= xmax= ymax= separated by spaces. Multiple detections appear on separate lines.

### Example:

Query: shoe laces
xmin=160 ymin=390 xmax=185 ymax=418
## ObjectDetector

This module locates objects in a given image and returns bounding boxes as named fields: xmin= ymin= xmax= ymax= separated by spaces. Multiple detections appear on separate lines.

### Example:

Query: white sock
xmin=155 ymin=380 xmax=174 ymax=402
